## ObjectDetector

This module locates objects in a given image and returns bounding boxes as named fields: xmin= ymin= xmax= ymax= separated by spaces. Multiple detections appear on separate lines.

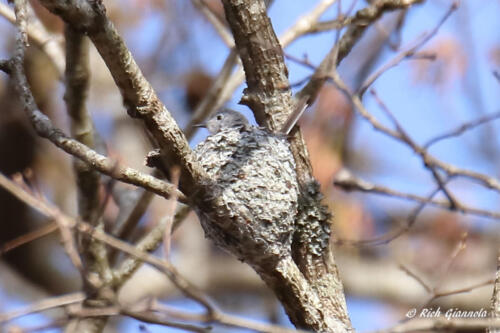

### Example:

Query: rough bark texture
xmin=221 ymin=0 xmax=352 ymax=331
xmin=38 ymin=0 xmax=206 ymax=195
xmin=222 ymin=0 xmax=294 ymax=129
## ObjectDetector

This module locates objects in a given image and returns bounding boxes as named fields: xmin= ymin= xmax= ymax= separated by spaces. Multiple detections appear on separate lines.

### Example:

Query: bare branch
xmin=0 ymin=173 xmax=310 ymax=333
xmin=424 ymin=110 xmax=500 ymax=149
xmin=191 ymin=0 xmax=234 ymax=47
xmin=64 ymin=25 xmax=112 ymax=331
xmin=217 ymin=0 xmax=338 ymax=122
xmin=369 ymin=89 xmax=460 ymax=209
xmin=221 ymin=2 xmax=351 ymax=332
xmin=0 ymin=293 xmax=85 ymax=325
xmin=222 ymin=0 xmax=293 ymax=129
xmin=0 ymin=58 xmax=185 ymax=202
xmin=333 ymin=169 xmax=500 ymax=220
xmin=432 ymin=278 xmax=493 ymax=301
xmin=280 ymin=0 xmax=338 ymax=46
xmin=330 ymin=65 xmax=500 ymax=196
xmin=111 ymin=188 xmax=154 ymax=241
xmin=399 ymin=264 xmax=433 ymax=293
xmin=67 ymin=299 xmax=307 ymax=333
xmin=9 ymin=0 xmax=87 ymax=275
xmin=0 ymin=2 xmax=65 ymax=75
xmin=358 ymin=1 xmax=457 ymax=96
xmin=183 ymin=49 xmax=239 ymax=139
xmin=0 ymin=172 xmax=214 ymax=313
xmin=37 ymin=0 xmax=207 ymax=194
xmin=297 ymin=0 xmax=425 ymax=105
xmin=0 ymin=221 xmax=57 ymax=255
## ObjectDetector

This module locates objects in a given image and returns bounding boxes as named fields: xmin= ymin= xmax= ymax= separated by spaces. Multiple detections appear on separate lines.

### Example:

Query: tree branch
xmin=220 ymin=1 xmax=352 ymax=331
xmin=297 ymin=0 xmax=425 ymax=105
xmin=37 ymin=0 xmax=206 ymax=194
xmin=333 ymin=169 xmax=500 ymax=220
xmin=1 ymin=62 xmax=185 ymax=202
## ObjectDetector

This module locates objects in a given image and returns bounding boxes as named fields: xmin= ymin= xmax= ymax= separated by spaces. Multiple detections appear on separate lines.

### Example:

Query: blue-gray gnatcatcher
xmin=195 ymin=96 xmax=308 ymax=135
xmin=196 ymin=109 xmax=250 ymax=134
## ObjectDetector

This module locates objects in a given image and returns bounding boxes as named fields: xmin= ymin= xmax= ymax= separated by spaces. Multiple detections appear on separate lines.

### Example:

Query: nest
xmin=194 ymin=127 xmax=299 ymax=265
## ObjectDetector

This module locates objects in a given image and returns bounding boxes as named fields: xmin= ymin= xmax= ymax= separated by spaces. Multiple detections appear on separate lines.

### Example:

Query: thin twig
xmin=430 ymin=234 xmax=468 ymax=295
xmin=152 ymin=299 xmax=311 ymax=333
xmin=0 ymin=292 xmax=86 ymax=323
xmin=163 ymin=167 xmax=180 ymax=258
xmin=424 ymin=110 xmax=500 ymax=149
xmin=0 ymin=172 xmax=215 ymax=314
xmin=433 ymin=278 xmax=493 ymax=300
xmin=297 ymin=0 xmax=425 ymax=105
xmin=184 ymin=49 xmax=239 ymax=139
xmin=111 ymin=188 xmax=154 ymax=240
xmin=0 ymin=221 xmax=58 ymax=255
xmin=191 ymin=0 xmax=234 ymax=47
xmin=358 ymin=1 xmax=457 ymax=96
xmin=333 ymin=169 xmax=500 ymax=220
xmin=399 ymin=264 xmax=433 ymax=293
xmin=120 ymin=309 xmax=209 ymax=333
xmin=0 ymin=2 xmax=64 ymax=75
xmin=369 ymin=89 xmax=461 ymax=209
xmin=280 ymin=0 xmax=338 ymax=47
xmin=331 ymin=64 xmax=500 ymax=198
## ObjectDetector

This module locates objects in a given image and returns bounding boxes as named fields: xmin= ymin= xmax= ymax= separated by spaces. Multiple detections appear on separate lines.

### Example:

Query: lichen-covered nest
xmin=194 ymin=127 xmax=298 ymax=263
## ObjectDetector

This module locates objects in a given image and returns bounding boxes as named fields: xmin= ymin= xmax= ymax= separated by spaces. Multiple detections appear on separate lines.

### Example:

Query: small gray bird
xmin=196 ymin=109 xmax=250 ymax=134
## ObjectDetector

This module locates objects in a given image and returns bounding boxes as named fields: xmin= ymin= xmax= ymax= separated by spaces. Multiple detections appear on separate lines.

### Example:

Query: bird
xmin=193 ymin=108 xmax=299 ymax=264
xmin=195 ymin=97 xmax=309 ymax=135
xmin=200 ymin=108 xmax=250 ymax=134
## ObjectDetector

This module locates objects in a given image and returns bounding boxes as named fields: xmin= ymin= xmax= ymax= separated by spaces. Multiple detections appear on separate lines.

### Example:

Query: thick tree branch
xmin=221 ymin=1 xmax=351 ymax=332
xmin=222 ymin=0 xmax=294 ymax=129
xmin=0 ymin=59 xmax=185 ymax=202
xmin=37 ymin=0 xmax=206 ymax=194
xmin=216 ymin=0 xmax=337 ymax=120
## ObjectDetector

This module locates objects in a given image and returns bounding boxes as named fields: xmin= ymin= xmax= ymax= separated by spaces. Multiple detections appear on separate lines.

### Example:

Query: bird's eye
xmin=216 ymin=114 xmax=223 ymax=121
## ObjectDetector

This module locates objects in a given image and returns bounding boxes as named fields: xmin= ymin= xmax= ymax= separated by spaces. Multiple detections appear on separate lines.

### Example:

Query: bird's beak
xmin=192 ymin=123 xmax=206 ymax=128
